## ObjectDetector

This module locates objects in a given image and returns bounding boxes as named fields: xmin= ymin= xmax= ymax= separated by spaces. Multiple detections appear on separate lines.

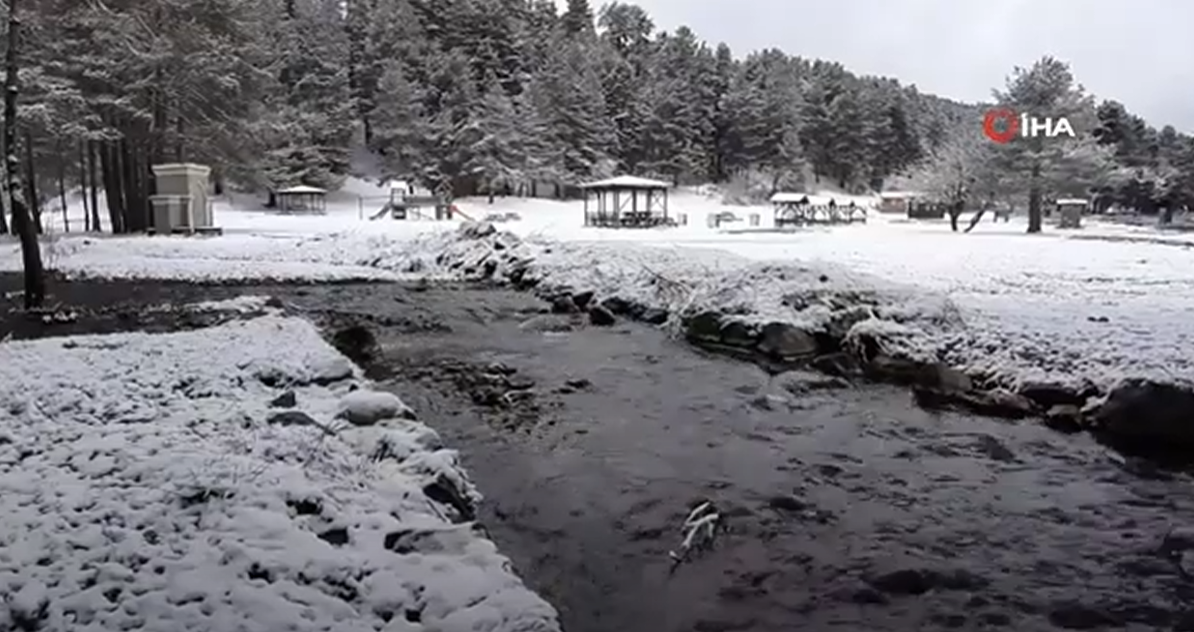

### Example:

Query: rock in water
xmin=755 ymin=322 xmax=818 ymax=361
xmin=330 ymin=323 xmax=378 ymax=365
xmin=550 ymin=295 xmax=578 ymax=314
xmin=1093 ymin=378 xmax=1194 ymax=451
xmin=519 ymin=314 xmax=574 ymax=332
xmin=589 ymin=305 xmax=616 ymax=326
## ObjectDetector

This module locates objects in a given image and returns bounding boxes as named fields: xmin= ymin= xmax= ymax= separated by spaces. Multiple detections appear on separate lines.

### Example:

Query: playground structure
xmin=771 ymin=193 xmax=867 ymax=227
xmin=367 ymin=179 xmax=468 ymax=221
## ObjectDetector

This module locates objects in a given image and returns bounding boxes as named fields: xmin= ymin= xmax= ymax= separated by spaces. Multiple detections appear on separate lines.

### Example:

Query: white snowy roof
xmin=276 ymin=185 xmax=325 ymax=194
xmin=388 ymin=180 xmax=409 ymax=190
xmin=771 ymin=192 xmax=834 ymax=205
xmin=580 ymin=175 xmax=671 ymax=189
xmin=1055 ymin=198 xmax=1088 ymax=205
xmin=880 ymin=191 xmax=921 ymax=199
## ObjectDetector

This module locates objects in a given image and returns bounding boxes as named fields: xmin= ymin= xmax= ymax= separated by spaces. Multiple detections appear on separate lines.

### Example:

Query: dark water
xmin=356 ymin=286 xmax=1194 ymax=632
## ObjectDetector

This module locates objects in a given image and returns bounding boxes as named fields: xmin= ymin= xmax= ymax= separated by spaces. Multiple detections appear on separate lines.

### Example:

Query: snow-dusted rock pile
xmin=0 ymin=316 xmax=559 ymax=632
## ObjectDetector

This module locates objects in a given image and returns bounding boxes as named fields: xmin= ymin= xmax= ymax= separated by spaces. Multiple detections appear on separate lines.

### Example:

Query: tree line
xmin=0 ymin=0 xmax=1189 ymax=307
xmin=898 ymin=56 xmax=1194 ymax=233
xmin=0 ymin=0 xmax=977 ymax=235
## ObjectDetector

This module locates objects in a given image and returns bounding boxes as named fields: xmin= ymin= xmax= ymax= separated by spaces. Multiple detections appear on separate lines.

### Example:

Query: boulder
xmin=588 ymin=305 xmax=616 ymax=326
xmin=640 ymin=307 xmax=669 ymax=325
xmin=1043 ymin=404 xmax=1084 ymax=433
xmin=719 ymin=320 xmax=757 ymax=348
xmin=1091 ymin=379 xmax=1194 ymax=450
xmin=550 ymin=294 xmax=578 ymax=314
xmin=1017 ymin=380 xmax=1085 ymax=408
xmin=684 ymin=311 xmax=724 ymax=344
xmin=599 ymin=296 xmax=634 ymax=316
xmin=865 ymin=354 xmax=932 ymax=385
xmin=338 ymin=390 xmax=417 ymax=426
xmin=811 ymin=352 xmax=861 ymax=377
xmin=518 ymin=314 xmax=575 ymax=332
xmin=913 ymin=386 xmax=1036 ymax=419
xmin=756 ymin=322 xmax=818 ymax=361
xmin=572 ymin=291 xmax=594 ymax=310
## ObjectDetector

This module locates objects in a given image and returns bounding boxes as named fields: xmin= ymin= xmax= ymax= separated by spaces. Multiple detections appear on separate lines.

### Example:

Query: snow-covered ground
xmin=11 ymin=178 xmax=1194 ymax=388
xmin=0 ymin=315 xmax=558 ymax=631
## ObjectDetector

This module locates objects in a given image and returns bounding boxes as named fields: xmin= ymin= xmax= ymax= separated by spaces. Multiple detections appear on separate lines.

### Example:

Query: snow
xmin=580 ymin=175 xmax=671 ymax=189
xmin=276 ymin=185 xmax=327 ymax=194
xmin=187 ymin=295 xmax=278 ymax=313
xmin=339 ymin=390 xmax=416 ymax=426
xmin=769 ymin=192 xmax=837 ymax=205
xmin=11 ymin=182 xmax=1194 ymax=390
xmin=0 ymin=316 xmax=559 ymax=631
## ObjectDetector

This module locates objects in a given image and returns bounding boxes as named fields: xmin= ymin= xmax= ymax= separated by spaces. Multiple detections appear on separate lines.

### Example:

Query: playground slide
xmin=368 ymin=204 xmax=391 ymax=220
xmin=449 ymin=205 xmax=474 ymax=222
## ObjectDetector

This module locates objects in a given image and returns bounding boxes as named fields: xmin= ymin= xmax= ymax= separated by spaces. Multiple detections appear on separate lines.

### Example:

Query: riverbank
xmin=0 ymin=275 xmax=558 ymax=632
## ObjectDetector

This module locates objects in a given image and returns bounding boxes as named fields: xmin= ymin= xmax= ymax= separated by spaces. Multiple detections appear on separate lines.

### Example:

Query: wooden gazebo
xmin=276 ymin=185 xmax=327 ymax=214
xmin=580 ymin=175 xmax=672 ymax=228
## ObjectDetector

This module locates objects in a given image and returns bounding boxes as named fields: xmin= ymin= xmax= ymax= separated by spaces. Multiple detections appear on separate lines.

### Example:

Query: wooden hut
xmin=276 ymin=185 xmax=327 ymax=214
xmin=581 ymin=176 xmax=672 ymax=227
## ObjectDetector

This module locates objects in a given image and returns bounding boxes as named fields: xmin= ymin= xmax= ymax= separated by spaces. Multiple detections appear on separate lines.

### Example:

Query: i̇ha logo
xmin=982 ymin=108 xmax=1076 ymax=143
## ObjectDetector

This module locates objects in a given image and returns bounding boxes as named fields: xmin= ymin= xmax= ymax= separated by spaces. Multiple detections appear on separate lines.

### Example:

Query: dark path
xmin=5 ymin=275 xmax=1194 ymax=631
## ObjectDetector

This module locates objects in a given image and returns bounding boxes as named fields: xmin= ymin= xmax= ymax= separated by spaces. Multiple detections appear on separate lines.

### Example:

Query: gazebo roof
xmin=770 ymin=192 xmax=834 ymax=205
xmin=580 ymin=175 xmax=671 ymax=190
xmin=1056 ymin=198 xmax=1088 ymax=205
xmin=276 ymin=185 xmax=325 ymax=195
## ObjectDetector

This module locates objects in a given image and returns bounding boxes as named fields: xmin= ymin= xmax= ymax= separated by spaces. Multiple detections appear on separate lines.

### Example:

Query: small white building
xmin=1056 ymin=198 xmax=1087 ymax=228
xmin=878 ymin=191 xmax=921 ymax=214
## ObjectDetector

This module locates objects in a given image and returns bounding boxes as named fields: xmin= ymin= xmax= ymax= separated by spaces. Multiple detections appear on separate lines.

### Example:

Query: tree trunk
xmin=965 ymin=206 xmax=988 ymax=233
xmin=79 ymin=140 xmax=90 ymax=230
xmin=119 ymin=138 xmax=146 ymax=232
xmin=175 ymin=116 xmax=185 ymax=161
xmin=948 ymin=201 xmax=962 ymax=232
xmin=23 ymin=130 xmax=41 ymax=233
xmin=57 ymin=140 xmax=69 ymax=232
xmin=101 ymin=139 xmax=126 ymax=233
xmin=4 ymin=0 xmax=45 ymax=308
xmin=88 ymin=139 xmax=100 ymax=230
